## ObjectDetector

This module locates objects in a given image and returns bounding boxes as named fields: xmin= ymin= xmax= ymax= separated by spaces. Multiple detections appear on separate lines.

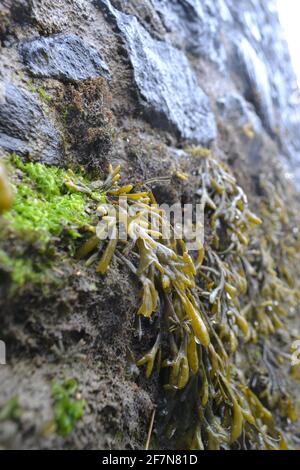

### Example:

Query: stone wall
xmin=0 ymin=0 xmax=299 ymax=450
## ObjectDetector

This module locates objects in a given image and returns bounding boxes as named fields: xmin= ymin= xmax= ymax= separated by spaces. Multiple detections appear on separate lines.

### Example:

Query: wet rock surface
xmin=96 ymin=0 xmax=300 ymax=180
xmin=99 ymin=0 xmax=217 ymax=144
xmin=20 ymin=34 xmax=110 ymax=82
xmin=151 ymin=0 xmax=227 ymax=68
xmin=0 ymin=82 xmax=61 ymax=164
xmin=234 ymin=37 xmax=275 ymax=133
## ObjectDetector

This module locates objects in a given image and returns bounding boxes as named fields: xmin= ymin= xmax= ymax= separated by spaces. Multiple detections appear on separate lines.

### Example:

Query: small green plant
xmin=51 ymin=378 xmax=85 ymax=437
xmin=0 ymin=397 xmax=22 ymax=422
xmin=0 ymin=249 xmax=47 ymax=286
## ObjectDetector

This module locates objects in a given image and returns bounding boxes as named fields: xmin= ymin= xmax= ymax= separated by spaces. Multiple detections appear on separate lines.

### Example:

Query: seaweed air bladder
xmin=65 ymin=153 xmax=299 ymax=450
xmin=0 ymin=162 xmax=13 ymax=214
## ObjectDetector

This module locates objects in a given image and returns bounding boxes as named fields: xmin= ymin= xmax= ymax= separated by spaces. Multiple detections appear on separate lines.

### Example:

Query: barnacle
xmin=67 ymin=152 xmax=299 ymax=450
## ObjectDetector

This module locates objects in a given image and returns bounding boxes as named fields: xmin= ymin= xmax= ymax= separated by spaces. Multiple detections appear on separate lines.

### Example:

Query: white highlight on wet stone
xmin=277 ymin=0 xmax=300 ymax=87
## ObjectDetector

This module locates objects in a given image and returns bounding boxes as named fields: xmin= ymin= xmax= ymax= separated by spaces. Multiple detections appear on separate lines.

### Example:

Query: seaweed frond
xmin=68 ymin=153 xmax=300 ymax=449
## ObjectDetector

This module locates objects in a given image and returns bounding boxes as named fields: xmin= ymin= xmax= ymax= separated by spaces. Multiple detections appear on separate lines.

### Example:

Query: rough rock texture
xmin=0 ymin=82 xmax=61 ymax=164
xmin=0 ymin=0 xmax=300 ymax=450
xmin=151 ymin=0 xmax=227 ymax=68
xmin=99 ymin=0 xmax=217 ymax=144
xmin=106 ymin=0 xmax=300 ymax=180
xmin=20 ymin=34 xmax=110 ymax=82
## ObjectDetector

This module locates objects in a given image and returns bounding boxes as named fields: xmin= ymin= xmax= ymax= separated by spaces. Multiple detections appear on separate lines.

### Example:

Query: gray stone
xmin=20 ymin=33 xmax=110 ymax=82
xmin=217 ymin=93 xmax=263 ymax=134
xmin=217 ymin=93 xmax=264 ymax=166
xmin=234 ymin=36 xmax=274 ymax=133
xmin=151 ymin=0 xmax=227 ymax=69
xmin=0 ymin=82 xmax=61 ymax=164
xmin=98 ymin=0 xmax=216 ymax=145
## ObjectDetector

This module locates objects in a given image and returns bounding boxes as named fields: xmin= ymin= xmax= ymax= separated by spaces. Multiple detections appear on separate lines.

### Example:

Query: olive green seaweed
xmin=1 ymin=150 xmax=299 ymax=449
xmin=69 ymin=153 xmax=300 ymax=450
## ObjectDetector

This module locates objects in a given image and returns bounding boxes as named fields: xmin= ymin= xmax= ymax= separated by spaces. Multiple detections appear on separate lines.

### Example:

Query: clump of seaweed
xmin=237 ymin=172 xmax=300 ymax=426
xmin=2 ymin=149 xmax=298 ymax=448
xmin=68 ymin=152 xmax=299 ymax=449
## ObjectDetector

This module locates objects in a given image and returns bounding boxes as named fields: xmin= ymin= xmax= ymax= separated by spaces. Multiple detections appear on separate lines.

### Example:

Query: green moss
xmin=4 ymin=157 xmax=96 ymax=245
xmin=0 ymin=249 xmax=47 ymax=287
xmin=0 ymin=156 xmax=105 ymax=288
xmin=51 ymin=378 xmax=85 ymax=437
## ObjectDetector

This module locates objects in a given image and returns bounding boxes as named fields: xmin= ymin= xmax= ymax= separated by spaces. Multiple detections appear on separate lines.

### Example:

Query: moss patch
xmin=0 ymin=156 xmax=105 ymax=288
xmin=4 ymin=156 xmax=95 ymax=244
xmin=26 ymin=80 xmax=52 ymax=105
xmin=51 ymin=378 xmax=85 ymax=437
xmin=0 ymin=249 xmax=47 ymax=287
